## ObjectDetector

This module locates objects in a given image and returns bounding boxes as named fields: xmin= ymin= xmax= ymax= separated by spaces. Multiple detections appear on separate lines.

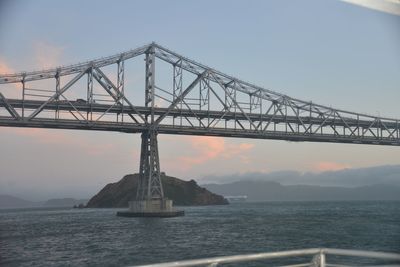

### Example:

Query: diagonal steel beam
xmin=263 ymin=103 xmax=281 ymax=132
xmin=312 ymin=110 xmax=334 ymax=134
xmin=256 ymin=101 xmax=275 ymax=130
xmin=154 ymin=72 xmax=206 ymax=125
xmin=275 ymin=103 xmax=296 ymax=133
xmin=210 ymin=72 xmax=259 ymax=131
xmin=335 ymin=111 xmax=354 ymax=135
xmin=286 ymin=98 xmax=308 ymax=132
xmin=60 ymin=94 xmax=87 ymax=121
xmin=203 ymin=79 xmax=229 ymax=110
xmin=179 ymin=98 xmax=208 ymax=129
xmin=28 ymin=69 xmax=88 ymax=120
xmin=92 ymin=67 xmax=146 ymax=123
xmin=0 ymin=93 xmax=21 ymax=119
xmin=362 ymin=118 xmax=378 ymax=137
xmin=380 ymin=120 xmax=396 ymax=139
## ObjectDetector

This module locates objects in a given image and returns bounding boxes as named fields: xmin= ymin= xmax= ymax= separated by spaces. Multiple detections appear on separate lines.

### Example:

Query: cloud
xmin=85 ymin=143 xmax=116 ymax=156
xmin=1 ymin=127 xmax=116 ymax=157
xmin=0 ymin=41 xmax=64 ymax=99
xmin=1 ymin=42 xmax=70 ymax=134
xmin=313 ymin=161 xmax=351 ymax=172
xmin=178 ymin=136 xmax=224 ymax=167
xmin=1 ymin=45 xmax=123 ymax=161
xmin=34 ymin=41 xmax=65 ymax=69
xmin=172 ymin=136 xmax=254 ymax=171
xmin=0 ymin=58 xmax=14 ymax=74
xmin=340 ymin=0 xmax=400 ymax=16
xmin=2 ymin=128 xmax=65 ymax=144
xmin=0 ymin=58 xmax=22 ymax=98
xmin=222 ymin=143 xmax=255 ymax=164
xmin=1 ymin=41 xmax=64 ymax=73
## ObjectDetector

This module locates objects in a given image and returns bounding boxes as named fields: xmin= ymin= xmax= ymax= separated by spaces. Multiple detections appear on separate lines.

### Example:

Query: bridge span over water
xmin=1 ymin=43 xmax=399 ymax=214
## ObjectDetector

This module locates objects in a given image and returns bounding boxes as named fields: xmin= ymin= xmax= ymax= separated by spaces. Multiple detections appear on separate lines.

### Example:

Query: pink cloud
xmin=314 ymin=161 xmax=350 ymax=172
xmin=2 ymin=128 xmax=65 ymax=144
xmin=85 ymin=143 xmax=116 ymax=156
xmin=0 ymin=58 xmax=14 ymax=74
xmin=1 ymin=127 xmax=116 ymax=157
xmin=0 ymin=59 xmax=21 ymax=98
xmin=34 ymin=41 xmax=64 ymax=69
xmin=172 ymin=136 xmax=254 ymax=171
xmin=222 ymin=143 xmax=254 ymax=159
xmin=178 ymin=136 xmax=224 ymax=167
xmin=1 ymin=41 xmax=64 ymax=74
xmin=0 ymin=43 xmax=125 ymax=161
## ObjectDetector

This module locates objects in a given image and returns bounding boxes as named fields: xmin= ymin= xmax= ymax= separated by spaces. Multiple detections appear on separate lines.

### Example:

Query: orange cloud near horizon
xmin=0 ymin=59 xmax=22 ymax=98
xmin=173 ymin=136 xmax=255 ymax=171
xmin=314 ymin=161 xmax=351 ymax=172
xmin=1 ymin=127 xmax=117 ymax=157
xmin=0 ymin=58 xmax=14 ymax=74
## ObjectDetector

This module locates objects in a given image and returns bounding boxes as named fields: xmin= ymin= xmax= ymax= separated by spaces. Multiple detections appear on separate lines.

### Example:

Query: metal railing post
xmin=319 ymin=250 xmax=326 ymax=267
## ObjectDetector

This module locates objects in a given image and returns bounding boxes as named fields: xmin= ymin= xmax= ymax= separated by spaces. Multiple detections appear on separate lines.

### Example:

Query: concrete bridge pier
xmin=117 ymin=130 xmax=184 ymax=217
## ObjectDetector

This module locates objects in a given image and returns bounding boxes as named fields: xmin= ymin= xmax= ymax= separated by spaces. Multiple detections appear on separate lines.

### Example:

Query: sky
xmin=0 ymin=0 xmax=399 ymax=200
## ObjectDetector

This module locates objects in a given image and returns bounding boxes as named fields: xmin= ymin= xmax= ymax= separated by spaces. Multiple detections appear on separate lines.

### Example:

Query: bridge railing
xmin=131 ymin=248 xmax=400 ymax=267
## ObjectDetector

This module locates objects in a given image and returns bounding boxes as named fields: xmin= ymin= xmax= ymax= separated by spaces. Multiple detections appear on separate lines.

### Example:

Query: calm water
xmin=0 ymin=201 xmax=399 ymax=266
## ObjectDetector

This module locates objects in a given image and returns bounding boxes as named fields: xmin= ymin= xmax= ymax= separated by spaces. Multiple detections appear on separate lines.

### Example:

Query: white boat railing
xmin=131 ymin=248 xmax=400 ymax=267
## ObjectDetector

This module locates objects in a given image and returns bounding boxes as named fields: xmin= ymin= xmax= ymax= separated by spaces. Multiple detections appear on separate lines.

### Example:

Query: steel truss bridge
xmin=1 ymin=42 xmax=399 ymax=202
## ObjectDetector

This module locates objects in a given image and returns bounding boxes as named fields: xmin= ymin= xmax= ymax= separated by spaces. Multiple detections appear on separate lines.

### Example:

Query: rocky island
xmin=86 ymin=173 xmax=228 ymax=208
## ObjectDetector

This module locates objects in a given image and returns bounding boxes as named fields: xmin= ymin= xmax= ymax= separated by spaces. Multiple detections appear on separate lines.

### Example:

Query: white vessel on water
xmin=224 ymin=195 xmax=248 ymax=203
xmin=132 ymin=248 xmax=400 ymax=267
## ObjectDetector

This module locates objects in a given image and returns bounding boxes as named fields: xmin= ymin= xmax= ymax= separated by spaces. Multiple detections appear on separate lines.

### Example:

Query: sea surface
xmin=0 ymin=201 xmax=399 ymax=266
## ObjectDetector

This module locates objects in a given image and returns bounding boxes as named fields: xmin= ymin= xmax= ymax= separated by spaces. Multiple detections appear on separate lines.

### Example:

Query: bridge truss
xmin=1 ymin=42 xmax=399 ymax=204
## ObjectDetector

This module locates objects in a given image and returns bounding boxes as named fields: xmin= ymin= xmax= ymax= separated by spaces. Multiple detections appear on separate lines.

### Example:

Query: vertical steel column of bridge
xmin=136 ymin=44 xmax=164 ymax=201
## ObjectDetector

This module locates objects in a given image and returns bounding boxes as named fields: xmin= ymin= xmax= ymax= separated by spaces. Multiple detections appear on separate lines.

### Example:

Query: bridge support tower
xmin=117 ymin=130 xmax=184 ymax=217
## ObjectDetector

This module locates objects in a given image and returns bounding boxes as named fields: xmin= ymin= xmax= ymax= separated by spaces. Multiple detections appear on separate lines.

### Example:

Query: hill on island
xmin=86 ymin=173 xmax=228 ymax=208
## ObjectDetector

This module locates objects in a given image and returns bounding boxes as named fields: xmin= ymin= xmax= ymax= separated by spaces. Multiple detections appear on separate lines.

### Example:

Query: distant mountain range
xmin=202 ymin=165 xmax=400 ymax=187
xmin=0 ymin=195 xmax=39 ymax=209
xmin=2 ymin=165 xmax=400 ymax=208
xmin=204 ymin=181 xmax=400 ymax=201
xmin=0 ymin=195 xmax=87 ymax=209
